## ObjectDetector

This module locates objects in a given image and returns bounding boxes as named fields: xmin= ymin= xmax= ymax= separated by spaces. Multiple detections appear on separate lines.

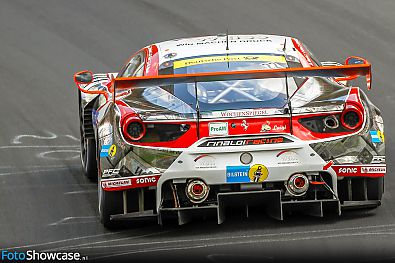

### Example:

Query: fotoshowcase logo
xmin=1 ymin=250 xmax=88 ymax=261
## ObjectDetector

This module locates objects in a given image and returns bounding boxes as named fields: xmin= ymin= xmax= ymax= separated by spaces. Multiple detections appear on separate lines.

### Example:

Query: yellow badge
xmin=248 ymin=164 xmax=269 ymax=182
xmin=377 ymin=130 xmax=385 ymax=142
xmin=109 ymin=144 xmax=117 ymax=157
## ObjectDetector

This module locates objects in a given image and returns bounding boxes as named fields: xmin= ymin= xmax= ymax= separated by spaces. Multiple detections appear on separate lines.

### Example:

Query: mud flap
xmin=217 ymin=190 xmax=283 ymax=224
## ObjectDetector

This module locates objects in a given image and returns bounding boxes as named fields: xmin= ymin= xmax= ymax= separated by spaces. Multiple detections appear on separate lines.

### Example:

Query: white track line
xmin=48 ymin=223 xmax=395 ymax=252
xmin=48 ymin=216 xmax=99 ymax=226
xmin=0 ymin=145 xmax=79 ymax=149
xmin=92 ymin=231 xmax=395 ymax=259
xmin=1 ymin=232 xmax=125 ymax=250
xmin=44 ymin=231 xmax=175 ymax=252
xmin=0 ymin=167 xmax=79 ymax=176
xmin=12 ymin=132 xmax=58 ymax=144
xmin=64 ymin=190 xmax=97 ymax=195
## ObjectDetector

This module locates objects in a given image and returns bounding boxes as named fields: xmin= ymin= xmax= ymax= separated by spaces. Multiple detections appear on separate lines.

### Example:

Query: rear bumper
xmin=156 ymin=134 xmax=335 ymax=209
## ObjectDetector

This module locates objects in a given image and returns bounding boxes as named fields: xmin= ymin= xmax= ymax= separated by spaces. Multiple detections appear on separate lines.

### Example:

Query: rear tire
xmin=79 ymin=91 xmax=97 ymax=181
xmin=98 ymin=179 xmax=123 ymax=229
xmin=367 ymin=177 xmax=384 ymax=201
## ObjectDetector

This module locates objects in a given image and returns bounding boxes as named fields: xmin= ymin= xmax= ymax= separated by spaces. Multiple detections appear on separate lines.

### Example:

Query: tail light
xmin=185 ymin=179 xmax=210 ymax=203
xmin=122 ymin=114 xmax=146 ymax=141
xmin=341 ymin=104 xmax=363 ymax=130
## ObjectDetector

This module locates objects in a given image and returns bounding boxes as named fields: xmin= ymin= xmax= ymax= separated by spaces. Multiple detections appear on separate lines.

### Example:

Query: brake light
xmin=122 ymin=114 xmax=146 ymax=141
xmin=341 ymin=103 xmax=363 ymax=130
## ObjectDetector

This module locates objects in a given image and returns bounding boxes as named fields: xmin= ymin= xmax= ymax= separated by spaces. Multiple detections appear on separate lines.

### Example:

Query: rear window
xmin=158 ymin=54 xmax=301 ymax=112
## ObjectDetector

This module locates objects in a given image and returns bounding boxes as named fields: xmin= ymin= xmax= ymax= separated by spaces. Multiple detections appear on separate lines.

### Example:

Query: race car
xmin=73 ymin=34 xmax=385 ymax=228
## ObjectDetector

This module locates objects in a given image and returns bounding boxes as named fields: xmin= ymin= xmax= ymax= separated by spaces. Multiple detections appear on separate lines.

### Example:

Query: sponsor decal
xmin=371 ymin=155 xmax=386 ymax=164
xmin=134 ymin=175 xmax=160 ymax=187
xmin=370 ymin=130 xmax=385 ymax=143
xmin=248 ymin=164 xmax=269 ymax=182
xmin=108 ymin=145 xmax=117 ymax=157
xmin=199 ymin=136 xmax=291 ymax=147
xmin=226 ymin=166 xmax=250 ymax=183
xmin=260 ymin=121 xmax=287 ymax=132
xmin=194 ymin=154 xmax=216 ymax=169
xmin=276 ymin=150 xmax=300 ymax=165
xmin=100 ymin=145 xmax=111 ymax=157
xmin=211 ymin=108 xmax=282 ymax=118
xmin=100 ymin=144 xmax=116 ymax=157
xmin=241 ymin=120 xmax=249 ymax=131
xmin=273 ymin=124 xmax=287 ymax=131
xmin=102 ymin=168 xmax=120 ymax=178
xmin=101 ymin=179 xmax=132 ymax=189
xmin=102 ymin=175 xmax=160 ymax=190
xmin=173 ymin=54 xmax=285 ymax=69
xmin=260 ymin=122 xmax=271 ymax=132
xmin=226 ymin=164 xmax=268 ymax=183
xmin=332 ymin=165 xmax=386 ymax=177
xmin=361 ymin=166 xmax=386 ymax=174
xmin=209 ymin=122 xmax=228 ymax=136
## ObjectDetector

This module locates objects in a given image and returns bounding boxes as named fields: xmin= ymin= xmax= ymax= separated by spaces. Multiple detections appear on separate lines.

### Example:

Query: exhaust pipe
xmin=185 ymin=179 xmax=210 ymax=203
xmin=323 ymin=115 xmax=339 ymax=129
xmin=285 ymin=173 xmax=309 ymax=196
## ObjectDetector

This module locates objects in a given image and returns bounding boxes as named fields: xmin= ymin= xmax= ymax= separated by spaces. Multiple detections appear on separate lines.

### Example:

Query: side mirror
xmin=74 ymin=70 xmax=93 ymax=84
xmin=73 ymin=70 xmax=109 ymax=100
xmin=345 ymin=56 xmax=368 ymax=65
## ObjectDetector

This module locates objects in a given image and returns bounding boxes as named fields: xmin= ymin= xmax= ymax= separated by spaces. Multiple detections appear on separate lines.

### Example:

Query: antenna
xmin=194 ymin=81 xmax=200 ymax=139
xmin=282 ymin=38 xmax=287 ymax=52
xmin=226 ymin=29 xmax=230 ymax=68
xmin=226 ymin=29 xmax=229 ymax=51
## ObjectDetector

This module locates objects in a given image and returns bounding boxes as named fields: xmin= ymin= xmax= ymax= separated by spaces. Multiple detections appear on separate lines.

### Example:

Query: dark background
xmin=0 ymin=0 xmax=394 ymax=262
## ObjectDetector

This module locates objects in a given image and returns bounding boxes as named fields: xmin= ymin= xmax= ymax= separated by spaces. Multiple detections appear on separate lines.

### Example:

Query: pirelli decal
xmin=174 ymin=55 xmax=286 ymax=69
xmin=198 ymin=136 xmax=292 ymax=147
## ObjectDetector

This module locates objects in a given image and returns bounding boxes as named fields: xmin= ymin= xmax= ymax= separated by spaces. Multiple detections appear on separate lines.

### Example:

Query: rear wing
xmin=114 ymin=64 xmax=372 ymax=90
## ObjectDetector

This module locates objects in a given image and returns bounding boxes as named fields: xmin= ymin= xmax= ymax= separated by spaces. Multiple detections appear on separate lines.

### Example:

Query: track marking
xmin=12 ymin=131 xmax=58 ymax=144
xmin=48 ymin=223 xmax=395 ymax=252
xmin=48 ymin=216 xmax=99 ymax=226
xmin=44 ymin=230 xmax=177 ymax=252
xmin=1 ymin=232 xmax=125 ymax=251
xmin=92 ymin=231 xmax=395 ymax=259
xmin=0 ymin=145 xmax=79 ymax=149
xmin=0 ymin=164 xmax=81 ymax=169
xmin=0 ymin=167 xmax=80 ymax=176
xmin=37 ymin=149 xmax=80 ymax=160
xmin=64 ymin=135 xmax=80 ymax=141
xmin=64 ymin=190 xmax=97 ymax=195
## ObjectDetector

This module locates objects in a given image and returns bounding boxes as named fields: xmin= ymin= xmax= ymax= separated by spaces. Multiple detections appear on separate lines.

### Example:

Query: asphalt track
xmin=0 ymin=0 xmax=394 ymax=262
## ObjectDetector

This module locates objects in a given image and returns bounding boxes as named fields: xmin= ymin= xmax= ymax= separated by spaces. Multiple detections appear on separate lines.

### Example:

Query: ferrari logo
xmin=248 ymin=164 xmax=269 ymax=182
xmin=241 ymin=120 xmax=249 ymax=131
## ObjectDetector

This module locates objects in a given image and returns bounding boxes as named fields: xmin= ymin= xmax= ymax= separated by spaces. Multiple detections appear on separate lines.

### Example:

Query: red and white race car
xmin=74 ymin=34 xmax=385 ymax=227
